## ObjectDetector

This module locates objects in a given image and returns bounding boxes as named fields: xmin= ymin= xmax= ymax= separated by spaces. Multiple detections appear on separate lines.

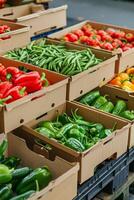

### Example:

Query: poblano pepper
xmin=92 ymin=95 xmax=108 ymax=109
xmin=79 ymin=90 xmax=100 ymax=105
xmin=112 ymin=100 xmax=127 ymax=115
xmin=99 ymin=101 xmax=114 ymax=113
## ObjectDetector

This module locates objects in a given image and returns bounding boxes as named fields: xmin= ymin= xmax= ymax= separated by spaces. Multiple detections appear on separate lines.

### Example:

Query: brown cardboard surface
xmin=0 ymin=4 xmax=67 ymax=37
xmin=0 ymin=19 xmax=30 ymax=54
xmin=7 ymin=132 xmax=79 ymax=200
xmin=21 ymin=101 xmax=130 ymax=184
xmin=37 ymin=38 xmax=117 ymax=100
xmin=0 ymin=57 xmax=68 ymax=133
xmin=49 ymin=20 xmax=134 ymax=73
xmin=75 ymin=85 xmax=134 ymax=149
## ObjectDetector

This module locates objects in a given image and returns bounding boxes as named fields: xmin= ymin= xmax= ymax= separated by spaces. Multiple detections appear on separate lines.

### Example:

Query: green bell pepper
xmin=112 ymin=100 xmax=127 ymax=115
xmin=0 ymin=164 xmax=12 ymax=184
xmin=120 ymin=110 xmax=134 ymax=120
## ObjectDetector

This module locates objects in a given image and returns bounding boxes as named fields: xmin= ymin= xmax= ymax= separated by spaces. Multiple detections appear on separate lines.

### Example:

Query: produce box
xmin=75 ymin=85 xmax=134 ymax=149
xmin=0 ymin=19 xmax=30 ymax=54
xmin=20 ymin=101 xmax=130 ymax=184
xmin=49 ymin=20 xmax=134 ymax=73
xmin=0 ymin=57 xmax=68 ymax=133
xmin=0 ymin=4 xmax=67 ymax=37
xmin=5 ymin=38 xmax=117 ymax=101
xmin=2 ymin=132 xmax=79 ymax=200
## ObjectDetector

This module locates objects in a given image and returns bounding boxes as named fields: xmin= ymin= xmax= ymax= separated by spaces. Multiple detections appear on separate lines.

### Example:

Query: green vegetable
xmin=99 ymin=101 xmax=114 ymax=113
xmin=0 ymin=184 xmax=12 ymax=200
xmin=0 ymin=140 xmax=8 ymax=161
xmin=65 ymin=138 xmax=85 ymax=152
xmin=37 ymin=121 xmax=57 ymax=133
xmin=89 ymin=123 xmax=104 ymax=136
xmin=16 ymin=167 xmax=52 ymax=194
xmin=99 ymin=129 xmax=112 ymax=139
xmin=1 ymin=156 xmax=21 ymax=169
xmin=12 ymin=167 xmax=33 ymax=179
xmin=56 ymin=123 xmax=75 ymax=139
xmin=112 ymin=100 xmax=127 ymax=115
xmin=35 ymin=127 xmax=55 ymax=138
xmin=0 ymin=164 xmax=12 ymax=184
xmin=10 ymin=190 xmax=35 ymax=200
xmin=79 ymin=90 xmax=100 ymax=105
xmin=92 ymin=96 xmax=108 ymax=109
xmin=68 ymin=128 xmax=85 ymax=141
xmin=5 ymin=39 xmax=102 ymax=76
xmin=120 ymin=110 xmax=134 ymax=120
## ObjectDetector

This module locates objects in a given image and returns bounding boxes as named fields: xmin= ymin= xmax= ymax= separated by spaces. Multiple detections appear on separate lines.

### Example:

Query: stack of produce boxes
xmin=0 ymin=15 xmax=134 ymax=200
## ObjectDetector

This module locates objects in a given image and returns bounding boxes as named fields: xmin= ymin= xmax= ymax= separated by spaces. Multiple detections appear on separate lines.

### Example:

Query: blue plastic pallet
xmin=74 ymin=147 xmax=134 ymax=200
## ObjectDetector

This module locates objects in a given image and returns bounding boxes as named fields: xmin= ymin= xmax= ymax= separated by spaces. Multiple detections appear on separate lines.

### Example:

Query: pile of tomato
xmin=0 ymin=0 xmax=6 ymax=8
xmin=63 ymin=23 xmax=134 ymax=51
xmin=0 ymin=25 xmax=11 ymax=40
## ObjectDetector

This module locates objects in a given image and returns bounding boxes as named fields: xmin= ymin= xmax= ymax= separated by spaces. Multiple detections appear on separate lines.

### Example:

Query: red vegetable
xmin=125 ymin=33 xmax=134 ymax=42
xmin=14 ymin=71 xmax=40 ymax=85
xmin=65 ymin=33 xmax=78 ymax=42
xmin=73 ymin=29 xmax=84 ymax=38
xmin=5 ymin=86 xmax=27 ymax=103
xmin=0 ymin=81 xmax=13 ymax=98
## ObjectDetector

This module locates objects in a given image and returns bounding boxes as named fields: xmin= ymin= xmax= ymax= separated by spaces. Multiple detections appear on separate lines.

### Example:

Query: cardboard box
xmin=75 ymin=85 xmax=134 ymax=149
xmin=34 ymin=38 xmax=117 ymax=101
xmin=100 ymin=85 xmax=134 ymax=149
xmin=0 ymin=4 xmax=67 ymax=37
xmin=6 ymin=132 xmax=79 ymax=200
xmin=49 ymin=20 xmax=134 ymax=74
xmin=0 ymin=57 xmax=68 ymax=133
xmin=0 ymin=19 xmax=30 ymax=54
xmin=20 ymin=101 xmax=130 ymax=184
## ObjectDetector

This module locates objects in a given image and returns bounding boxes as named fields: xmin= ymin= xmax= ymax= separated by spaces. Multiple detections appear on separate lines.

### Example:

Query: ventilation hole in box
xmin=51 ymin=103 xmax=55 ymax=107
xmin=103 ymin=78 xmax=106 ymax=82
xmin=20 ymin=119 xmax=24 ymax=124
xmin=80 ymin=90 xmax=83 ymax=94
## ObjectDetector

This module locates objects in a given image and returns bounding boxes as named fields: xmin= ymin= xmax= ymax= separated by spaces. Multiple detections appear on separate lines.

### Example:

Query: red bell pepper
xmin=5 ymin=86 xmax=27 ymax=103
xmin=1 ymin=67 xmax=21 ymax=82
xmin=14 ymin=72 xmax=49 ymax=93
xmin=0 ymin=63 xmax=5 ymax=79
xmin=0 ymin=81 xmax=13 ymax=98
xmin=14 ymin=71 xmax=40 ymax=85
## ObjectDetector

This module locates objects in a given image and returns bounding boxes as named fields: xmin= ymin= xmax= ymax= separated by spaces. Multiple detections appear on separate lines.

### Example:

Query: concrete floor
xmin=50 ymin=0 xmax=134 ymax=28
xmin=50 ymin=0 xmax=134 ymax=199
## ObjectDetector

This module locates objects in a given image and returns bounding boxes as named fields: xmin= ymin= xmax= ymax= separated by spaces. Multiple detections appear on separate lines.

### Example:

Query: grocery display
xmin=0 ymin=1 xmax=134 ymax=200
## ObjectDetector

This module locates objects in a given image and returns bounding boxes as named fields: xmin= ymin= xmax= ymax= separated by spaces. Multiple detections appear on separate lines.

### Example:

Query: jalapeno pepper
xmin=92 ymin=95 xmax=108 ymax=109
xmin=120 ymin=110 xmax=134 ymax=120
xmin=112 ymin=100 xmax=127 ymax=115
xmin=99 ymin=101 xmax=114 ymax=113
xmin=79 ymin=90 xmax=100 ymax=105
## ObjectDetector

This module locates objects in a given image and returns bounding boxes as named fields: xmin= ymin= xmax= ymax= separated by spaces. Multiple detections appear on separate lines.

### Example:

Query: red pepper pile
xmin=63 ymin=23 xmax=134 ymax=51
xmin=0 ymin=0 xmax=6 ymax=8
xmin=0 ymin=25 xmax=11 ymax=40
xmin=0 ymin=63 xmax=49 ymax=104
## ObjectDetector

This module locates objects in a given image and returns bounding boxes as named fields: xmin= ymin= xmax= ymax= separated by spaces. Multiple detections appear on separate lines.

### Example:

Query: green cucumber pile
xmin=79 ymin=90 xmax=134 ymax=120
xmin=5 ymin=40 xmax=102 ymax=76
xmin=35 ymin=109 xmax=116 ymax=153
xmin=0 ymin=140 xmax=52 ymax=200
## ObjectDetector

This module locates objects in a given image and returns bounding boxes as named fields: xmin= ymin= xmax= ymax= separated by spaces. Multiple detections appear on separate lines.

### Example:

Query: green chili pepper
xmin=92 ymin=95 xmax=108 ymax=109
xmin=89 ymin=123 xmax=104 ymax=136
xmin=56 ymin=123 xmax=75 ymax=139
xmin=112 ymin=100 xmax=127 ymax=115
xmin=0 ymin=140 xmax=8 ymax=161
xmin=79 ymin=90 xmax=100 ymax=105
xmin=68 ymin=128 xmax=85 ymax=141
xmin=120 ymin=110 xmax=134 ymax=120
xmin=99 ymin=129 xmax=112 ymax=139
xmin=99 ymin=101 xmax=114 ymax=113
xmin=10 ymin=190 xmax=35 ymax=200
xmin=1 ymin=156 xmax=21 ymax=169
xmin=0 ymin=184 xmax=13 ymax=200
xmin=35 ymin=127 xmax=56 ymax=138
xmin=37 ymin=121 xmax=58 ymax=133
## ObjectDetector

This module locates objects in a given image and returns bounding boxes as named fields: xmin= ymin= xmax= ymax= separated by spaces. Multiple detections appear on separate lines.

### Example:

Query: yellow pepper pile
xmin=109 ymin=67 xmax=134 ymax=92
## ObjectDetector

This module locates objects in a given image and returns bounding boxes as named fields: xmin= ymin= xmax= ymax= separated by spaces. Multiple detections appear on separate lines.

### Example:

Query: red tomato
xmin=84 ymin=29 xmax=93 ymax=37
xmin=82 ymin=24 xmax=92 ymax=32
xmin=73 ymin=29 xmax=84 ymax=38
xmin=96 ymin=34 xmax=101 ymax=41
xmin=65 ymin=33 xmax=78 ymax=42
xmin=63 ymin=36 xmax=69 ymax=41
xmin=2 ymin=25 xmax=10 ymax=31
xmin=112 ymin=41 xmax=120 ymax=49
xmin=103 ymin=42 xmax=114 ymax=51
xmin=125 ymin=33 xmax=134 ymax=42
xmin=113 ymin=30 xmax=125 ymax=39
xmin=97 ymin=30 xmax=107 ymax=37
xmin=80 ymin=36 xmax=90 ymax=44
xmin=102 ymin=34 xmax=113 ymax=42
xmin=125 ymin=43 xmax=133 ymax=48
xmin=122 ymin=46 xmax=131 ymax=51
xmin=131 ymin=41 xmax=134 ymax=47
xmin=106 ymin=28 xmax=116 ymax=37
xmin=88 ymin=35 xmax=99 ymax=46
